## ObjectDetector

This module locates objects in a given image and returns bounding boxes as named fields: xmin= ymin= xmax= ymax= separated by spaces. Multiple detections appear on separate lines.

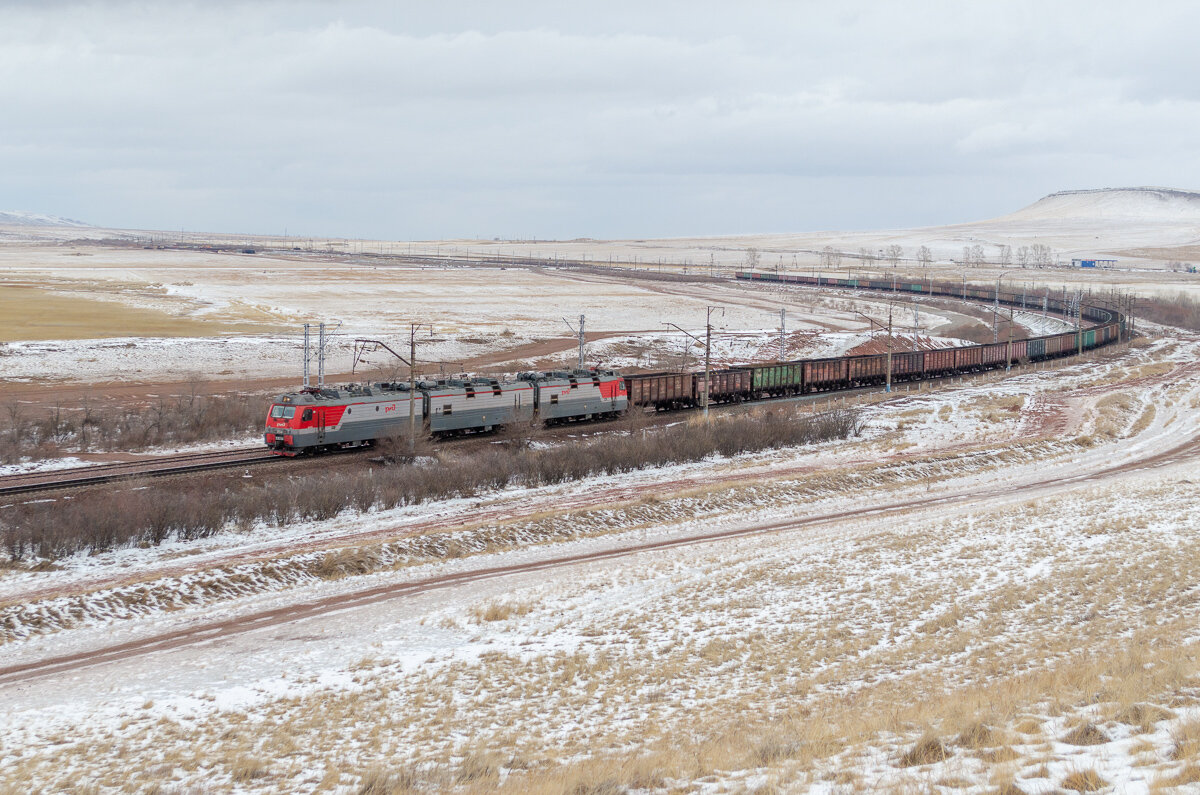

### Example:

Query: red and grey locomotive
xmin=265 ymin=369 xmax=628 ymax=455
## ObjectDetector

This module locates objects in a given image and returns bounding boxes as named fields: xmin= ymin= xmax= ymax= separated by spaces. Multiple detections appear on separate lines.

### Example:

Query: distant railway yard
xmin=2 ymin=230 xmax=1200 ymax=793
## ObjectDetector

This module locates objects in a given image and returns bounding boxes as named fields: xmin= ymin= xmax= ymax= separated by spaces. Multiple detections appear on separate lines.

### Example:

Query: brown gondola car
xmin=955 ymin=345 xmax=983 ymax=370
xmin=889 ymin=351 xmax=923 ymax=379
xmin=981 ymin=342 xmax=1007 ymax=366
xmin=695 ymin=369 xmax=753 ymax=404
xmin=624 ymin=371 xmax=693 ymax=410
xmin=847 ymin=354 xmax=887 ymax=384
xmin=925 ymin=347 xmax=957 ymax=374
xmin=803 ymin=357 xmax=847 ymax=391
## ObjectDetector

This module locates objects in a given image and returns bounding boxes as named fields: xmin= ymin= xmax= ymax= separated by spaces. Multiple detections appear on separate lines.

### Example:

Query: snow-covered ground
xmin=5 ymin=189 xmax=1200 ymax=792
xmin=2 ymin=329 xmax=1198 ymax=792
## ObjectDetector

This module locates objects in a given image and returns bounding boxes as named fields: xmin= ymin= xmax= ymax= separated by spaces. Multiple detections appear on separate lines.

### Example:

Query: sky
xmin=2 ymin=0 xmax=1199 ymax=240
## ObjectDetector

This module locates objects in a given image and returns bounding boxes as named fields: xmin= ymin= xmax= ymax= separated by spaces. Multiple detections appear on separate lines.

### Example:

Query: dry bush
xmin=976 ymin=746 xmax=1021 ymax=763
xmin=1137 ymin=292 xmax=1200 ymax=331
xmin=1157 ymin=764 xmax=1200 ymax=787
xmin=954 ymin=721 xmax=997 ymax=749
xmin=357 ymin=766 xmax=420 ymax=794
xmin=374 ymin=430 xmax=435 ymax=464
xmin=4 ymin=406 xmax=861 ymax=561
xmin=469 ymin=601 xmax=533 ymax=623
xmin=229 ymin=755 xmax=269 ymax=782
xmin=1170 ymin=719 xmax=1200 ymax=760
xmin=1114 ymin=702 xmax=1174 ymax=733
xmin=1059 ymin=767 xmax=1108 ymax=791
xmin=455 ymin=752 xmax=500 ymax=785
xmin=0 ymin=387 xmax=266 ymax=464
xmin=1061 ymin=722 xmax=1109 ymax=746
xmin=898 ymin=734 xmax=949 ymax=767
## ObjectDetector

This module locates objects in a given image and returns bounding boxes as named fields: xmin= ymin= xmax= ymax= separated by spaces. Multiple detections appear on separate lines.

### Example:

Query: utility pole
xmin=562 ymin=314 xmax=586 ymax=370
xmin=886 ymin=304 xmax=893 ymax=393
xmin=911 ymin=299 xmax=919 ymax=353
xmin=1006 ymin=304 xmax=1014 ymax=372
xmin=855 ymin=305 xmax=894 ymax=393
xmin=407 ymin=323 xmax=431 ymax=454
xmin=671 ymin=308 xmax=723 ymax=418
xmin=993 ymin=279 xmax=1000 ymax=344
xmin=318 ymin=322 xmax=326 ymax=387
xmin=705 ymin=306 xmax=720 ymax=418
xmin=409 ymin=324 xmax=417 ymax=451
xmin=779 ymin=307 xmax=786 ymax=360
xmin=303 ymin=323 xmax=311 ymax=388
xmin=1075 ymin=292 xmax=1083 ymax=356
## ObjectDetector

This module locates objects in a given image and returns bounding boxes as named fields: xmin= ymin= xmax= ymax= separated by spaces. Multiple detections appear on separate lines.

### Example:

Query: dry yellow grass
xmin=469 ymin=601 xmax=534 ymax=623
xmin=1059 ymin=767 xmax=1108 ymax=791
xmin=0 ymin=282 xmax=282 ymax=341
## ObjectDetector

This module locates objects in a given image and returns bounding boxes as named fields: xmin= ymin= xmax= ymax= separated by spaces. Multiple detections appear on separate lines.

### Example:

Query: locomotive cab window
xmin=301 ymin=409 xmax=313 ymax=422
xmin=443 ymin=404 xmax=453 ymax=415
xmin=270 ymin=406 xmax=296 ymax=419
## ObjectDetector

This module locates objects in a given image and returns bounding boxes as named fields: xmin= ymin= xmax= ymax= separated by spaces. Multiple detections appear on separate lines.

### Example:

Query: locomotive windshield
xmin=270 ymin=405 xmax=296 ymax=419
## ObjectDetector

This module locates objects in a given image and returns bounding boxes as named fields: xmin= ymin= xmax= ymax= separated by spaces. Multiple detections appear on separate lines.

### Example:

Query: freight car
xmin=266 ymin=369 xmax=627 ymax=455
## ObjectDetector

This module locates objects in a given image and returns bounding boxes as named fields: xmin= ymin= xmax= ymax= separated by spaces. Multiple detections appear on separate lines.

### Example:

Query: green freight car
xmin=734 ymin=362 xmax=804 ymax=398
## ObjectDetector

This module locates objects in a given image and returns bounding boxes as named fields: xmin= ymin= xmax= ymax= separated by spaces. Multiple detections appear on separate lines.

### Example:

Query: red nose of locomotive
xmin=265 ymin=402 xmax=299 ymax=453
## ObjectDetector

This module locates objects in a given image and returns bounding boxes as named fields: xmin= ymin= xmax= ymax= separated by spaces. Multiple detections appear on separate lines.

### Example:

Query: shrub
xmin=1136 ymin=292 xmax=1200 ymax=331
xmin=4 ymin=406 xmax=861 ymax=561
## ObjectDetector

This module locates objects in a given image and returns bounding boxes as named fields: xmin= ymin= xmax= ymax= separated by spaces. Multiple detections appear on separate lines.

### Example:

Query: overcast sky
xmin=2 ymin=1 xmax=1198 ymax=240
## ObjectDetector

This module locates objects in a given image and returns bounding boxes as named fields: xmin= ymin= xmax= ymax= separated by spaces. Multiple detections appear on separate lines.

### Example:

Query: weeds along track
xmin=3 ymin=426 xmax=1198 ymax=686
xmin=0 ymin=448 xmax=282 ymax=498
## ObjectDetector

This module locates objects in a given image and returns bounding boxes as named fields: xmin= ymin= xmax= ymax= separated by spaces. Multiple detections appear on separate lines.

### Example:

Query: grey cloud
xmin=2 ymin=0 xmax=1200 ymax=238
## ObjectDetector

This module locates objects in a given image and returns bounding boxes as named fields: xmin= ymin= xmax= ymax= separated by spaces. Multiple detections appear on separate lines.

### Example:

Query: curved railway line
xmin=0 ymin=275 xmax=1127 ymax=496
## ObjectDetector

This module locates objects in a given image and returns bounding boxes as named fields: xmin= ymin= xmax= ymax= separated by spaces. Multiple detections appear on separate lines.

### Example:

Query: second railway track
xmin=0 ymin=448 xmax=283 ymax=498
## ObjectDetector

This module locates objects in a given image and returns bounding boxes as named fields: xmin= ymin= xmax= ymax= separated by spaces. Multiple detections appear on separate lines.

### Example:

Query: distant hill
xmin=0 ymin=211 xmax=92 ymax=228
xmin=1000 ymin=187 xmax=1200 ymax=222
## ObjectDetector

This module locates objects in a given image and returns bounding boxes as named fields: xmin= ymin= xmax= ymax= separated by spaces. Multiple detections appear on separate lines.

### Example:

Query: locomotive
xmin=265 ymin=369 xmax=628 ymax=455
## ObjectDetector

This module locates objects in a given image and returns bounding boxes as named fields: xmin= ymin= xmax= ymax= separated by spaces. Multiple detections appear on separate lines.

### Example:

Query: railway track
xmin=0 ymin=447 xmax=282 ymax=498
xmin=0 ymin=347 xmax=1112 ymax=500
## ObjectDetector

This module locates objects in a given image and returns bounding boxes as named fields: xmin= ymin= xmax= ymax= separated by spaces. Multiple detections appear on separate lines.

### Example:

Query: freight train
xmin=265 ymin=273 xmax=1126 ymax=454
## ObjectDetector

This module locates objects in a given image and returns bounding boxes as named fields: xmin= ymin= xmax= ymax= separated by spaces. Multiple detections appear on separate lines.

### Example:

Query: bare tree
xmin=1017 ymin=246 xmax=1030 ymax=268
xmin=969 ymin=244 xmax=985 ymax=267
xmin=885 ymin=244 xmax=903 ymax=268
xmin=916 ymin=245 xmax=932 ymax=268
xmin=1030 ymin=244 xmax=1053 ymax=268
xmin=961 ymin=246 xmax=972 ymax=267
xmin=998 ymin=245 xmax=1012 ymax=267
xmin=858 ymin=247 xmax=875 ymax=266
xmin=821 ymin=245 xmax=842 ymax=269
xmin=743 ymin=247 xmax=760 ymax=270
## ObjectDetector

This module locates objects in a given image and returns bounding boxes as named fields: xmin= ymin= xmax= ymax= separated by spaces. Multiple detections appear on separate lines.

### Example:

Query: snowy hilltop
xmin=0 ymin=211 xmax=91 ymax=228
xmin=999 ymin=187 xmax=1200 ymax=222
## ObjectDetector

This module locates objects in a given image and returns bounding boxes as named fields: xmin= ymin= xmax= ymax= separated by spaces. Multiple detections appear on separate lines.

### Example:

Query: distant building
xmin=1071 ymin=258 xmax=1116 ymax=268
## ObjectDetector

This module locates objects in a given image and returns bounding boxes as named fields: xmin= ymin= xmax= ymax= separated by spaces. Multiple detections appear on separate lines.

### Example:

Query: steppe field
xmin=3 ymin=188 xmax=1200 ymax=794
